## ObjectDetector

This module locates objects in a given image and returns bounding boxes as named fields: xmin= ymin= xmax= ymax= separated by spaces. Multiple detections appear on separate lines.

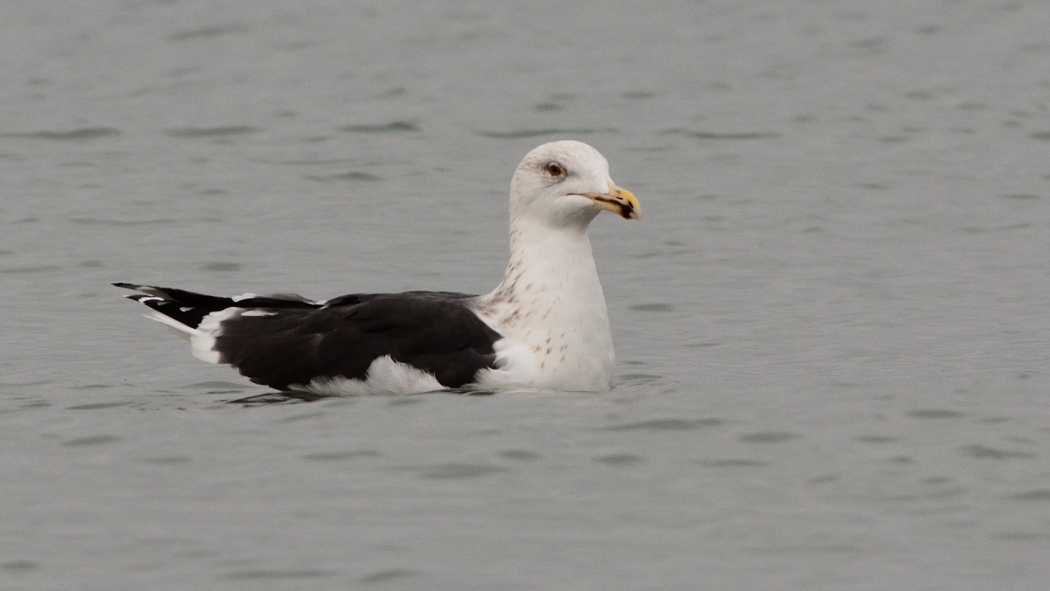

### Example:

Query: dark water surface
xmin=2 ymin=1 xmax=1050 ymax=589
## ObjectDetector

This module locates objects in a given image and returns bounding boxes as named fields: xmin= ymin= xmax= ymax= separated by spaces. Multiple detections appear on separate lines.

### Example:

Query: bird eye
xmin=545 ymin=162 xmax=565 ymax=178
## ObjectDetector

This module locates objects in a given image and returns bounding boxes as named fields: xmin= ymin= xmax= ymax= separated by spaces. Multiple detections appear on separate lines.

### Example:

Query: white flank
xmin=471 ymin=338 xmax=540 ymax=389
xmin=292 ymin=355 xmax=444 ymax=396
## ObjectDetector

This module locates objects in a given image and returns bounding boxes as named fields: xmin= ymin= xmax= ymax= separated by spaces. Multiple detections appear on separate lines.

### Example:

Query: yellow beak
xmin=576 ymin=181 xmax=641 ymax=220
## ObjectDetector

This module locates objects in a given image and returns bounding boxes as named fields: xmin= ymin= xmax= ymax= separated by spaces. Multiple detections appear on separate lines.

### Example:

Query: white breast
xmin=470 ymin=221 xmax=615 ymax=392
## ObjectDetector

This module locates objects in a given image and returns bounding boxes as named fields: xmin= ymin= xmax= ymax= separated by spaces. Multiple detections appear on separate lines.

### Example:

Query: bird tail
xmin=113 ymin=283 xmax=238 ymax=337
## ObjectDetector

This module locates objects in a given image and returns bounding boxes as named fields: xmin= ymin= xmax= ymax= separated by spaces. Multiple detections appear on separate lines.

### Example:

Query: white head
xmin=508 ymin=140 xmax=640 ymax=230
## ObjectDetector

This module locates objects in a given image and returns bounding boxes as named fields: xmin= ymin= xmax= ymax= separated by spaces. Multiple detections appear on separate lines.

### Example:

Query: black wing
xmin=113 ymin=282 xmax=322 ymax=329
xmin=116 ymin=284 xmax=502 ymax=391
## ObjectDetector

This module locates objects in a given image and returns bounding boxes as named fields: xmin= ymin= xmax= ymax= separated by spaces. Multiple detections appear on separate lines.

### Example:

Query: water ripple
xmin=66 ymin=402 xmax=131 ymax=411
xmin=962 ymin=444 xmax=1036 ymax=460
xmin=738 ymin=431 xmax=801 ymax=444
xmin=696 ymin=458 xmax=768 ymax=468
xmin=169 ymin=25 xmax=250 ymax=41
xmin=359 ymin=568 xmax=423 ymax=584
xmin=629 ymin=303 xmax=674 ymax=312
xmin=498 ymin=449 xmax=542 ymax=461
xmin=302 ymin=450 xmax=382 ymax=462
xmin=69 ymin=218 xmax=176 ymax=226
xmin=305 ymin=172 xmax=381 ymax=183
xmin=201 ymin=262 xmax=242 ymax=272
xmin=477 ymin=128 xmax=617 ymax=139
xmin=339 ymin=121 xmax=418 ymax=133
xmin=63 ymin=435 xmax=122 ymax=447
xmin=854 ymin=435 xmax=897 ymax=444
xmin=661 ymin=128 xmax=779 ymax=140
xmin=907 ymin=409 xmax=967 ymax=419
xmin=2 ymin=128 xmax=121 ymax=140
xmin=166 ymin=126 xmax=259 ymax=138
xmin=595 ymin=453 xmax=646 ymax=466
xmin=226 ymin=569 xmax=336 ymax=580
xmin=0 ymin=265 xmax=61 ymax=275
xmin=417 ymin=463 xmax=505 ymax=479
xmin=600 ymin=417 xmax=724 ymax=431
xmin=0 ymin=560 xmax=39 ymax=572
xmin=1009 ymin=489 xmax=1050 ymax=501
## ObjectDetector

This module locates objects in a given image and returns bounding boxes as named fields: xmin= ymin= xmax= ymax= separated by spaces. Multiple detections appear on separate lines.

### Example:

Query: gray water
xmin=2 ymin=1 xmax=1050 ymax=589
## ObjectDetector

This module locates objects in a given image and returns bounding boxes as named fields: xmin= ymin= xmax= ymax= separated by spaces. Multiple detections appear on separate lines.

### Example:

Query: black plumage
xmin=114 ymin=283 xmax=502 ymax=391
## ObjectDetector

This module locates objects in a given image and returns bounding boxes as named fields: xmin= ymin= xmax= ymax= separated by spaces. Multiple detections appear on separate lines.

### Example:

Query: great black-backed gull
xmin=116 ymin=140 xmax=640 ymax=395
